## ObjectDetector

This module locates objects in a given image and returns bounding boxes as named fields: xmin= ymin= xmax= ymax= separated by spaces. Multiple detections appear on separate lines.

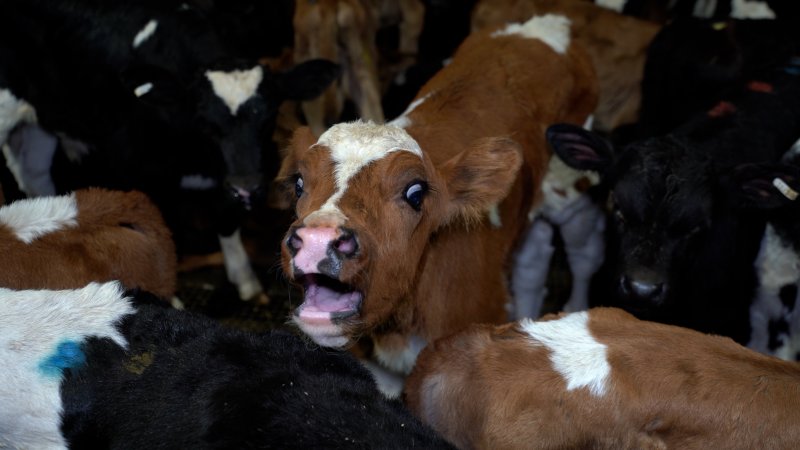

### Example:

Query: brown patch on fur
xmin=0 ymin=188 xmax=176 ymax=299
xmin=406 ymin=308 xmax=800 ymax=449
xmin=472 ymin=0 xmax=660 ymax=132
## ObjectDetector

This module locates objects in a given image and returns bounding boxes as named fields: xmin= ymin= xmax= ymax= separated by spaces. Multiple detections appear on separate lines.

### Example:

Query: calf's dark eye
xmin=404 ymin=181 xmax=428 ymax=211
xmin=295 ymin=176 xmax=304 ymax=198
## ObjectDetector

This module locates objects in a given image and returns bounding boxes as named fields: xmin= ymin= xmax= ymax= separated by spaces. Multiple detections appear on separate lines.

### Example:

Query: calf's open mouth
xmin=295 ymin=274 xmax=363 ymax=323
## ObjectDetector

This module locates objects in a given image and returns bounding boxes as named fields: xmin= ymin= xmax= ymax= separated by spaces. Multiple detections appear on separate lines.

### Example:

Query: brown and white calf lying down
xmin=274 ymin=13 xmax=597 ymax=393
xmin=0 ymin=188 xmax=176 ymax=299
xmin=405 ymin=307 xmax=800 ymax=449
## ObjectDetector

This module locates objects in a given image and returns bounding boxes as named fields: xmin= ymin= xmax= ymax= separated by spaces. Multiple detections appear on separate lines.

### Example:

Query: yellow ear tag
xmin=773 ymin=177 xmax=799 ymax=201
xmin=712 ymin=22 xmax=728 ymax=31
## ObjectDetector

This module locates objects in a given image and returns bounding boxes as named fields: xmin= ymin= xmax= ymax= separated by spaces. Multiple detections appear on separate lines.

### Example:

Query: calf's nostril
xmin=335 ymin=232 xmax=358 ymax=256
xmin=288 ymin=232 xmax=303 ymax=252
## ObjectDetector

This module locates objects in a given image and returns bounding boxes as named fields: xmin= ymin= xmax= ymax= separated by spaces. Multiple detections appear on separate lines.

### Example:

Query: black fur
xmin=60 ymin=292 xmax=454 ymax=449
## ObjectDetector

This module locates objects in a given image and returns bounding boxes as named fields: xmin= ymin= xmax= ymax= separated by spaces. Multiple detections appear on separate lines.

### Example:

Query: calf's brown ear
xmin=439 ymin=136 xmax=523 ymax=225
xmin=268 ymin=126 xmax=317 ymax=210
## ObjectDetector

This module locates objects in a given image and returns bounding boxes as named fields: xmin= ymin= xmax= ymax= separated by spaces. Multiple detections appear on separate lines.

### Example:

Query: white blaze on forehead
xmin=491 ymin=14 xmax=571 ymax=55
xmin=205 ymin=66 xmax=264 ymax=116
xmin=388 ymin=93 xmax=431 ymax=129
xmin=132 ymin=19 xmax=158 ymax=48
xmin=0 ymin=281 xmax=133 ymax=450
xmin=731 ymin=0 xmax=776 ymax=19
xmin=0 ymin=192 xmax=78 ymax=243
xmin=520 ymin=311 xmax=610 ymax=396
xmin=308 ymin=121 xmax=422 ymax=221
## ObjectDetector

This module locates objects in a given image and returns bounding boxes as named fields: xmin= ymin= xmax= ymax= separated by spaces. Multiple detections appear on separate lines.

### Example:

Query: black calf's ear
xmin=546 ymin=123 xmax=615 ymax=173
xmin=278 ymin=59 xmax=341 ymax=101
xmin=732 ymin=163 xmax=800 ymax=210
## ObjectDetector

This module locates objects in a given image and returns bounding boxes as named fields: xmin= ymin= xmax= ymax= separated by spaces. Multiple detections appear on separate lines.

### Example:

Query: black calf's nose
xmin=621 ymin=275 xmax=664 ymax=300
xmin=333 ymin=229 xmax=358 ymax=257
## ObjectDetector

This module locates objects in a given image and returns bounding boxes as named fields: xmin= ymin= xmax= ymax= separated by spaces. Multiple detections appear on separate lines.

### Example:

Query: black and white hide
xmin=0 ymin=282 xmax=454 ymax=449
xmin=0 ymin=0 xmax=340 ymax=302
xmin=545 ymin=65 xmax=800 ymax=345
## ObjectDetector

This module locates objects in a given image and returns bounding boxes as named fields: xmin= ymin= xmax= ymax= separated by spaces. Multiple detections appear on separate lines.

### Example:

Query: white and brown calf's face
xmin=277 ymin=122 xmax=524 ymax=348
xmin=279 ymin=123 xmax=444 ymax=348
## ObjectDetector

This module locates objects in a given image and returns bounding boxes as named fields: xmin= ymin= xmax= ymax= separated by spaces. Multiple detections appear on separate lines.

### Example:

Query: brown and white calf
xmin=472 ymin=0 xmax=660 ymax=133
xmin=292 ymin=0 xmax=425 ymax=136
xmin=405 ymin=307 xmax=800 ymax=449
xmin=0 ymin=188 xmax=176 ymax=299
xmin=274 ymin=14 xmax=597 ymax=387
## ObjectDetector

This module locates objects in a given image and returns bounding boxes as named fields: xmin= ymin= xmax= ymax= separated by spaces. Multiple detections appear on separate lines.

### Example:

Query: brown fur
xmin=277 ymin=17 xmax=597 ymax=369
xmin=0 ymin=188 xmax=176 ymax=299
xmin=293 ymin=0 xmax=425 ymax=136
xmin=406 ymin=307 xmax=800 ymax=449
xmin=472 ymin=0 xmax=660 ymax=132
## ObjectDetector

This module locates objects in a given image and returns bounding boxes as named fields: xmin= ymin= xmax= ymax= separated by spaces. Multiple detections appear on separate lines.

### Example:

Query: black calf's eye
xmin=404 ymin=181 xmax=427 ymax=211
xmin=295 ymin=176 xmax=304 ymax=198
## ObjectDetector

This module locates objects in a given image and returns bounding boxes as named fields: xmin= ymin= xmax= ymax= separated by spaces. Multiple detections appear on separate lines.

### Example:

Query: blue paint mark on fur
xmin=39 ymin=340 xmax=86 ymax=377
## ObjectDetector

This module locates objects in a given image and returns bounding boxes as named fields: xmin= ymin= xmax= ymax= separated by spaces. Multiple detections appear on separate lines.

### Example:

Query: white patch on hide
xmin=308 ymin=120 xmax=422 ymax=221
xmin=205 ymin=66 xmax=264 ymax=116
xmin=0 ymin=282 xmax=133 ymax=450
xmin=0 ymin=88 xmax=38 ymax=148
xmin=132 ymin=19 xmax=158 ymax=48
xmin=360 ymin=359 xmax=406 ymax=399
xmin=594 ymin=0 xmax=626 ymax=12
xmin=520 ymin=311 xmax=610 ymax=396
xmin=373 ymin=334 xmax=428 ymax=375
xmin=731 ymin=0 xmax=776 ymax=19
xmin=491 ymin=14 xmax=571 ymax=55
xmin=0 ymin=192 xmax=78 ymax=243
xmin=388 ymin=93 xmax=431 ymax=129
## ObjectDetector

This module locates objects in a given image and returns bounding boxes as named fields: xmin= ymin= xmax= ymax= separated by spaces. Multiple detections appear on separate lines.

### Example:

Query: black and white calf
xmin=0 ymin=282 xmax=454 ymax=449
xmin=0 ymin=0 xmax=340 ymax=302
xmin=733 ymin=159 xmax=800 ymax=360
xmin=545 ymin=67 xmax=800 ymax=345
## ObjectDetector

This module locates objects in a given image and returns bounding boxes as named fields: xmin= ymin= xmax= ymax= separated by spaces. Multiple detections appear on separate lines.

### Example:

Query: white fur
xmin=0 ymin=282 xmax=133 ymax=450
xmin=520 ymin=311 xmax=610 ymax=396
xmin=731 ymin=0 xmax=776 ymax=19
xmin=594 ymin=0 xmax=626 ymax=12
xmin=360 ymin=359 xmax=406 ymax=399
xmin=205 ymin=66 xmax=264 ymax=116
xmin=219 ymin=229 xmax=263 ymax=300
xmin=132 ymin=19 xmax=158 ymax=48
xmin=0 ymin=192 xmax=78 ymax=244
xmin=373 ymin=334 xmax=428 ymax=375
xmin=308 ymin=120 xmax=422 ymax=222
xmin=388 ymin=93 xmax=431 ymax=129
xmin=749 ymin=225 xmax=800 ymax=358
xmin=491 ymin=14 xmax=571 ymax=55
xmin=0 ymin=88 xmax=37 ymax=148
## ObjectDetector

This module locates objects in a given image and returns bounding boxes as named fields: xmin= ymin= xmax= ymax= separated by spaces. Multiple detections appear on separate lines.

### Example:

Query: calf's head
xmin=197 ymin=59 xmax=340 ymax=209
xmin=547 ymin=124 xmax=717 ymax=311
xmin=275 ymin=121 xmax=522 ymax=347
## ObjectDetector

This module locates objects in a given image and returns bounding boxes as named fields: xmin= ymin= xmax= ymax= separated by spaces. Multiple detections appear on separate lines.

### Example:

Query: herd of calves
xmin=3 ymin=1 xmax=800 ymax=449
